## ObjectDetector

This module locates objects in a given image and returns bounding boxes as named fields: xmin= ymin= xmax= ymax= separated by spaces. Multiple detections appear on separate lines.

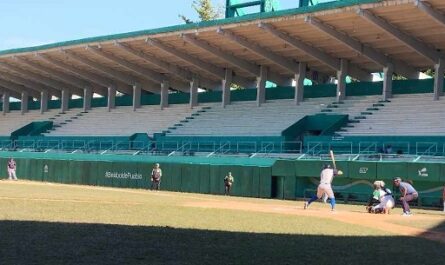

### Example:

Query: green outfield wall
xmin=0 ymin=152 xmax=443 ymax=208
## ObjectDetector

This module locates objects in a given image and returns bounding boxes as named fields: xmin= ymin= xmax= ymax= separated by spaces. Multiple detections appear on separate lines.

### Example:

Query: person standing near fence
xmin=7 ymin=158 xmax=17 ymax=181
xmin=151 ymin=163 xmax=162 ymax=191
xmin=224 ymin=172 xmax=234 ymax=196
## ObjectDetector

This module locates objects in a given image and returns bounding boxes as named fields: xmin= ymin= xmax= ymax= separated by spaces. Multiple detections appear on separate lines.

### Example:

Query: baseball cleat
xmin=401 ymin=212 xmax=411 ymax=216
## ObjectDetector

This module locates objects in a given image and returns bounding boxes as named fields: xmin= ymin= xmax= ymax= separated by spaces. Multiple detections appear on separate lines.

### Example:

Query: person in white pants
xmin=371 ymin=181 xmax=395 ymax=214
xmin=7 ymin=158 xmax=17 ymax=181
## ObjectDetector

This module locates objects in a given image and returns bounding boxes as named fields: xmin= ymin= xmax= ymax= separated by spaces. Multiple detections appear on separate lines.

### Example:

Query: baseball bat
xmin=329 ymin=149 xmax=337 ymax=169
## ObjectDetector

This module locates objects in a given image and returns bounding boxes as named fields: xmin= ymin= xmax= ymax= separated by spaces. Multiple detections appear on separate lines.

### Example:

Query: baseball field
xmin=0 ymin=181 xmax=444 ymax=265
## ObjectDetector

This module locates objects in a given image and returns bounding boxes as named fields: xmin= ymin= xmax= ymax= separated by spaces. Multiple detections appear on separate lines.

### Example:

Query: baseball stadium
xmin=1 ymin=0 xmax=445 ymax=264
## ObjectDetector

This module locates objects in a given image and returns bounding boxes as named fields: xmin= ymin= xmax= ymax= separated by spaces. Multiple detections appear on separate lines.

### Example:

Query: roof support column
xmin=222 ymin=69 xmax=232 ymax=108
xmin=133 ymin=83 xmax=141 ymax=111
xmin=189 ymin=77 xmax=198 ymax=108
xmin=2 ymin=92 xmax=9 ymax=115
xmin=434 ymin=58 xmax=444 ymax=100
xmin=83 ymin=87 xmax=92 ymax=112
xmin=295 ymin=62 xmax=306 ymax=105
xmin=107 ymin=85 xmax=116 ymax=111
xmin=383 ymin=64 xmax=394 ymax=101
xmin=61 ymin=89 xmax=69 ymax=113
xmin=21 ymin=91 xmax=29 ymax=114
xmin=336 ymin=59 xmax=348 ymax=102
xmin=160 ymin=80 xmax=169 ymax=110
xmin=256 ymin=66 xmax=268 ymax=107
xmin=40 ymin=90 xmax=48 ymax=114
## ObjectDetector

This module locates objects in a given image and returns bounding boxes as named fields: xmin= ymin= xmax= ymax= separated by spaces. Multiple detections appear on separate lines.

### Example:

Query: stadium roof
xmin=0 ymin=0 xmax=444 ymax=99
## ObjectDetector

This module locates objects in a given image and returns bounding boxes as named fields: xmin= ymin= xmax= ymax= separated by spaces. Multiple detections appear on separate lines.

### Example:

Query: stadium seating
xmin=340 ymin=93 xmax=444 ymax=136
xmin=46 ymin=104 xmax=203 ymax=136
xmin=321 ymin=95 xmax=382 ymax=118
xmin=166 ymin=98 xmax=337 ymax=136
xmin=167 ymin=96 xmax=384 ymax=137
xmin=0 ymin=109 xmax=71 ymax=136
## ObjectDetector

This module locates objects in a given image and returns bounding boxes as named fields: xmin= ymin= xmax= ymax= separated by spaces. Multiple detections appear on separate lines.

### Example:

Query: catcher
xmin=368 ymin=180 xmax=395 ymax=214
xmin=304 ymin=164 xmax=343 ymax=211
xmin=365 ymin=183 xmax=382 ymax=213
xmin=371 ymin=180 xmax=396 ymax=214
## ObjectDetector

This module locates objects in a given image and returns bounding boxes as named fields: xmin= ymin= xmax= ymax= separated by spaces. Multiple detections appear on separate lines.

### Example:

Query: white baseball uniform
xmin=316 ymin=168 xmax=335 ymax=199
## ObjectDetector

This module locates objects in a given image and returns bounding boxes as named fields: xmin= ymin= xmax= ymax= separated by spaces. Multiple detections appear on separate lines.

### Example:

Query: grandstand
xmin=0 ymin=0 xmax=444 ymax=157
xmin=0 ymin=110 xmax=56 ymax=136
xmin=167 ymin=98 xmax=333 ymax=136
xmin=45 ymin=104 xmax=205 ymax=136
xmin=340 ymin=93 xmax=445 ymax=136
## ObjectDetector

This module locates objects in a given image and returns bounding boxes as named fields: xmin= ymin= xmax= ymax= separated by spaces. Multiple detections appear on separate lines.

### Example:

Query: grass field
xmin=0 ymin=180 xmax=444 ymax=265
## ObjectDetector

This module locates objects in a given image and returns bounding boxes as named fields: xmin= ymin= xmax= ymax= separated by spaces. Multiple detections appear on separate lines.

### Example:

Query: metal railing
xmin=416 ymin=142 xmax=438 ymax=156
xmin=168 ymin=141 xmax=192 ymax=156
xmin=306 ymin=142 xmax=324 ymax=156
xmin=358 ymin=142 xmax=378 ymax=154
xmin=207 ymin=141 xmax=231 ymax=157
xmin=6 ymin=138 xmax=445 ymax=161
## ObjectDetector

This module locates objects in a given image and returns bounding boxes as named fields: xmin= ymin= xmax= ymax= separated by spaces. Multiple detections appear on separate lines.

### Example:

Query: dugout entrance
xmin=271 ymin=176 xmax=284 ymax=199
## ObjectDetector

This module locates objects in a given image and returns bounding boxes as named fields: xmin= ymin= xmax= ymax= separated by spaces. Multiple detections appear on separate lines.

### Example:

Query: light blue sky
xmin=0 ymin=0 xmax=301 ymax=51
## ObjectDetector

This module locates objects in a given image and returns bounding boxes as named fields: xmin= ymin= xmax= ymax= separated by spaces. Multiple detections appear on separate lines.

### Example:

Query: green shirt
xmin=372 ymin=190 xmax=380 ymax=200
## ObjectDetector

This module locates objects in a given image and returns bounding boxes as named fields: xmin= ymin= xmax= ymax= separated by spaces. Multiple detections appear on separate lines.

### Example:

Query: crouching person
xmin=371 ymin=180 xmax=395 ymax=214
xmin=365 ymin=184 xmax=381 ymax=213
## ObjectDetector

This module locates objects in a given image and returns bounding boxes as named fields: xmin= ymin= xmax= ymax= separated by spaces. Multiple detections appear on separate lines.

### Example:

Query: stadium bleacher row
xmin=1 ymin=87 xmax=444 ymax=156
xmin=340 ymin=93 xmax=445 ymax=136
xmin=45 ymin=104 xmax=203 ymax=136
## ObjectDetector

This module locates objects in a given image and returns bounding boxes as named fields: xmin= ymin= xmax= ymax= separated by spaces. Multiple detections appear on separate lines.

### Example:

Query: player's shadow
xmin=0 ymin=220 xmax=444 ymax=265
